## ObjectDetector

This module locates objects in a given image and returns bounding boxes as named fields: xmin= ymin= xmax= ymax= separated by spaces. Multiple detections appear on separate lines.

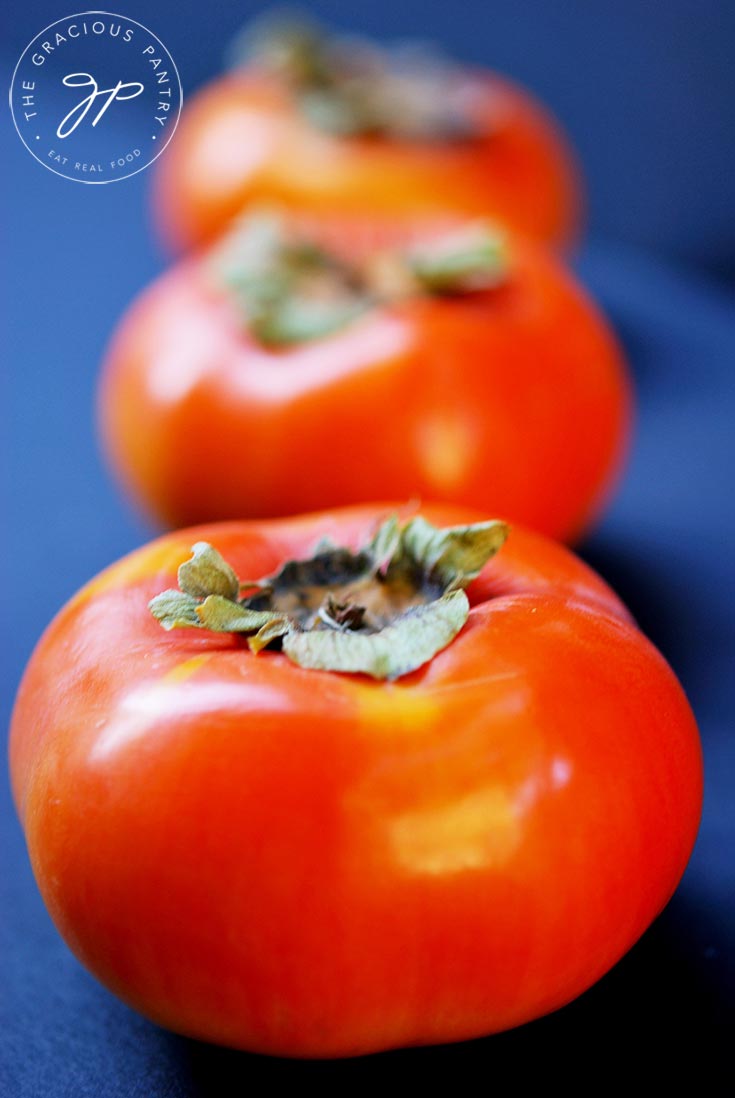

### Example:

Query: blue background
xmin=2 ymin=2 xmax=734 ymax=1093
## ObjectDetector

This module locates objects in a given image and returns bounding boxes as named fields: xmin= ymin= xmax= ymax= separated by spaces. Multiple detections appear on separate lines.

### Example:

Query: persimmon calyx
xmin=212 ymin=212 xmax=508 ymax=347
xmin=237 ymin=13 xmax=481 ymax=140
xmin=149 ymin=516 xmax=509 ymax=680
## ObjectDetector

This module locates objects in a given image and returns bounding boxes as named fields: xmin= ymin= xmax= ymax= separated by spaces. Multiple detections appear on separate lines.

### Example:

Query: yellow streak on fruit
xmin=70 ymin=541 xmax=192 ymax=607
xmin=163 ymin=653 xmax=215 ymax=683
xmin=356 ymin=683 xmax=439 ymax=736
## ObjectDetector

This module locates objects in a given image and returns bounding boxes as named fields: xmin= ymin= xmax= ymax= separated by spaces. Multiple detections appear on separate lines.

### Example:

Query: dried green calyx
xmin=212 ymin=212 xmax=508 ymax=347
xmin=149 ymin=516 xmax=509 ymax=680
xmin=237 ymin=13 xmax=481 ymax=140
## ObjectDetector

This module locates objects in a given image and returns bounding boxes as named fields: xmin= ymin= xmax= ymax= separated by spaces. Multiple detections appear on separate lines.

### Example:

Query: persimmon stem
xmin=150 ymin=516 xmax=509 ymax=680
xmin=237 ymin=13 xmax=481 ymax=140
xmin=211 ymin=212 xmax=508 ymax=348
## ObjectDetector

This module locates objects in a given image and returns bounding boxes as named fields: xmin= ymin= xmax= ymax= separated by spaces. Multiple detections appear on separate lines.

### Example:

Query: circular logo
xmin=9 ymin=11 xmax=182 ymax=184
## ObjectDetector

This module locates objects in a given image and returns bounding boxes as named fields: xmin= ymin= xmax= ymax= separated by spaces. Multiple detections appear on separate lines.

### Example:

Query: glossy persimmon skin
xmin=153 ymin=72 xmax=581 ymax=254
xmin=10 ymin=505 xmax=702 ymax=1058
xmin=98 ymin=236 xmax=631 ymax=542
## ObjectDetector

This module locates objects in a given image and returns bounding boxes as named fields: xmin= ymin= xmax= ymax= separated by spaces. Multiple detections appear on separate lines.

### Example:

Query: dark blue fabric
xmin=2 ymin=3 xmax=735 ymax=1093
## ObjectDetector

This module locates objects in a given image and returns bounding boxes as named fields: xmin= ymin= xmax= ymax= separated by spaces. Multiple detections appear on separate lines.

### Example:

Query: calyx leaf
xmin=283 ymin=590 xmax=469 ymax=679
xmin=149 ymin=516 xmax=509 ymax=680
xmin=195 ymin=596 xmax=276 ymax=633
xmin=148 ymin=590 xmax=201 ymax=630
xmin=407 ymin=225 xmax=507 ymax=293
xmin=179 ymin=542 xmax=240 ymax=601
xmin=399 ymin=516 xmax=510 ymax=587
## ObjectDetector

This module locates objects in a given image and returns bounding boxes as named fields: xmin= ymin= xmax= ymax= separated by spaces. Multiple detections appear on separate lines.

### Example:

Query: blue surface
xmin=2 ymin=2 xmax=735 ymax=1093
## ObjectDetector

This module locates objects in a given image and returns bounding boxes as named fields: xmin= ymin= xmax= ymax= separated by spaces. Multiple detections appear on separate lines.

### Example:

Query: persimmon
xmin=99 ymin=212 xmax=630 ymax=540
xmin=10 ymin=505 xmax=703 ymax=1057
